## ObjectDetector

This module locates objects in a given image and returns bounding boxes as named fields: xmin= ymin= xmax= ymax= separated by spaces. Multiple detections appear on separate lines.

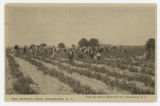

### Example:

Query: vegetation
xmin=30 ymin=55 xmax=154 ymax=94
xmin=6 ymin=54 xmax=38 ymax=94
xmin=19 ymin=54 xmax=104 ymax=94
xmin=6 ymin=38 xmax=155 ymax=95
xmin=78 ymin=38 xmax=89 ymax=47
xmin=58 ymin=42 xmax=65 ymax=48
xmin=40 ymin=43 xmax=47 ymax=47
xmin=88 ymin=38 xmax=99 ymax=47
xmin=78 ymin=38 xmax=99 ymax=47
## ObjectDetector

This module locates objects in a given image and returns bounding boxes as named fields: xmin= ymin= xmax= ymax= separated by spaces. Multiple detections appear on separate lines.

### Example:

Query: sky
xmin=5 ymin=4 xmax=156 ymax=47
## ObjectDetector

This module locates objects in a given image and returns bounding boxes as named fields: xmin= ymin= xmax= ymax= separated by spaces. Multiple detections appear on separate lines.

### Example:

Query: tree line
xmin=57 ymin=38 xmax=99 ymax=48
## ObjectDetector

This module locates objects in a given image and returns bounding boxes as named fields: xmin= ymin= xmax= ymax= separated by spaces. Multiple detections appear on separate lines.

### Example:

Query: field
xmin=6 ymin=46 xmax=155 ymax=95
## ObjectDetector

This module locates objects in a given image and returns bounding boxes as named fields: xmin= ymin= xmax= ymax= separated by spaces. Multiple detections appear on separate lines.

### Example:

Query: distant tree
xmin=89 ymin=38 xmax=99 ymax=47
xmin=40 ymin=43 xmax=47 ymax=47
xmin=146 ymin=38 xmax=155 ymax=49
xmin=144 ymin=38 xmax=155 ymax=59
xmin=30 ymin=44 xmax=35 ymax=49
xmin=58 ymin=42 xmax=65 ymax=48
xmin=78 ymin=38 xmax=89 ymax=47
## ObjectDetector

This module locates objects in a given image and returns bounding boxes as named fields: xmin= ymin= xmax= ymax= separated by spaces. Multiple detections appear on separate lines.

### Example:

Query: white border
xmin=0 ymin=0 xmax=159 ymax=106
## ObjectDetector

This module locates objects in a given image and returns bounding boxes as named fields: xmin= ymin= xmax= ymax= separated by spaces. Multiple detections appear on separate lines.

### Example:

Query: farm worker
xmin=89 ymin=49 xmax=94 ymax=60
xmin=10 ymin=47 xmax=14 ymax=53
xmin=14 ymin=44 xmax=19 ymax=55
xmin=23 ymin=46 xmax=27 ymax=55
xmin=68 ymin=49 xmax=74 ymax=64
xmin=50 ymin=46 xmax=58 ymax=59
xmin=96 ymin=52 xmax=101 ymax=60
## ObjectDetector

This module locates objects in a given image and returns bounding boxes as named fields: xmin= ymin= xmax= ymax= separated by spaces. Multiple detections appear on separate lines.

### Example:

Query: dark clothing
xmin=68 ymin=50 xmax=74 ymax=64
xmin=23 ymin=47 xmax=27 ymax=54
xmin=89 ymin=50 xmax=94 ymax=60
xmin=14 ymin=45 xmax=20 ymax=56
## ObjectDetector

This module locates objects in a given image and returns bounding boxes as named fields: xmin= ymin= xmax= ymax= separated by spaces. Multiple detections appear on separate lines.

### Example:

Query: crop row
xmin=37 ymin=56 xmax=154 ymax=88
xmin=57 ymin=58 xmax=155 ymax=88
xmin=6 ymin=54 xmax=38 ymax=94
xmin=64 ymin=56 xmax=155 ymax=76
xmin=30 ymin=55 xmax=154 ymax=94
xmin=19 ymin=55 xmax=104 ymax=94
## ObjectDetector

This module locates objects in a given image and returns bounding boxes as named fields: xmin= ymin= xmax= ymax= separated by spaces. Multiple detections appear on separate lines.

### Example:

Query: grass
xmin=19 ymin=54 xmax=104 ymax=94
xmin=56 ymin=58 xmax=155 ymax=88
xmin=66 ymin=56 xmax=155 ymax=77
xmin=6 ymin=54 xmax=38 ymax=94
xmin=31 ymin=55 xmax=154 ymax=94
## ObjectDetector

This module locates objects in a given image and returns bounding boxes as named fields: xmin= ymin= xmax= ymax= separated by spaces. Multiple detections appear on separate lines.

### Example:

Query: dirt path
xmin=33 ymin=58 xmax=130 ymax=94
xmin=13 ymin=56 xmax=73 ymax=94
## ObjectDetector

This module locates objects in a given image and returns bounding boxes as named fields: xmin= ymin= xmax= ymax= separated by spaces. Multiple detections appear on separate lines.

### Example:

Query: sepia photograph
xmin=5 ymin=3 xmax=156 ymax=102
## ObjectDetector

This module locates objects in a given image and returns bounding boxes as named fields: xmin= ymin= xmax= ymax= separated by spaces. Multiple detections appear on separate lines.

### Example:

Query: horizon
xmin=6 ymin=39 xmax=148 ymax=48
